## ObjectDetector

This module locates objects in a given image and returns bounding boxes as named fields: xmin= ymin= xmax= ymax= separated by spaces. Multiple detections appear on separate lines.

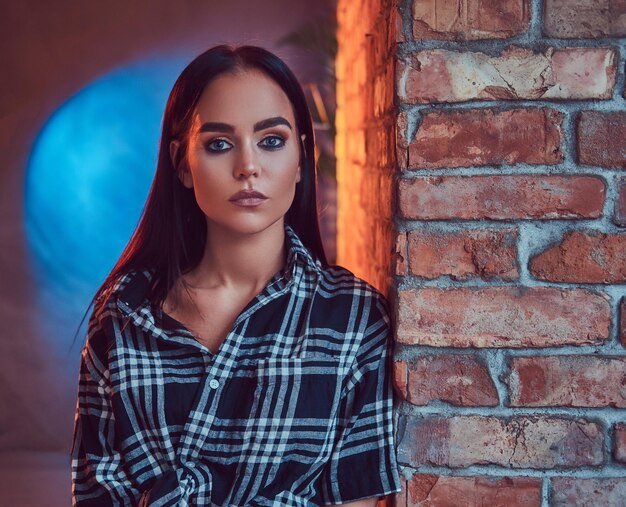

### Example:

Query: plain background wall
xmin=0 ymin=1 xmax=332 ymax=504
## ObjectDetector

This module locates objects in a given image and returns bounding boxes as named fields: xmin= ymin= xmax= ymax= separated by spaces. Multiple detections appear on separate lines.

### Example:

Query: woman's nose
xmin=235 ymin=142 xmax=260 ymax=179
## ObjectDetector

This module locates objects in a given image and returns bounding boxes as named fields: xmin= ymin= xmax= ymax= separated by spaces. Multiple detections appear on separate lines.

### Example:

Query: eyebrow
xmin=198 ymin=116 xmax=293 ymax=133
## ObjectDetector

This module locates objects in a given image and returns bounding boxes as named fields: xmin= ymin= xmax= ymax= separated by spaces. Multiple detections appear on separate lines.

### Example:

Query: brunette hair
xmin=74 ymin=44 xmax=327 ymax=341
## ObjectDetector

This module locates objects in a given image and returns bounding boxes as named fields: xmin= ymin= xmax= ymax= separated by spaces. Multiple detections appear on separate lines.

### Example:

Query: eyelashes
xmin=259 ymin=135 xmax=285 ymax=150
xmin=204 ymin=135 xmax=286 ymax=154
xmin=205 ymin=139 xmax=231 ymax=152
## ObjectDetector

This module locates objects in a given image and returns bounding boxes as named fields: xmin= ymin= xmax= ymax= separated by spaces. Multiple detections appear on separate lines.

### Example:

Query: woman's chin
xmin=204 ymin=216 xmax=287 ymax=237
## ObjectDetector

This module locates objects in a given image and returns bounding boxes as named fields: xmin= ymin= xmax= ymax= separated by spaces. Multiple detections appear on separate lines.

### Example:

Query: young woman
xmin=70 ymin=44 xmax=402 ymax=507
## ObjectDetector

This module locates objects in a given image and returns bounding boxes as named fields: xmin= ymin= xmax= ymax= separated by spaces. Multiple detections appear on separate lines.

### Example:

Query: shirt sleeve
xmin=319 ymin=293 xmax=403 ymax=505
xmin=70 ymin=308 xmax=142 ymax=506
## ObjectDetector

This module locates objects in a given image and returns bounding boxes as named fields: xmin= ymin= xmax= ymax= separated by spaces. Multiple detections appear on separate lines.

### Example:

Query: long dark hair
xmin=74 ymin=44 xmax=328 ymax=341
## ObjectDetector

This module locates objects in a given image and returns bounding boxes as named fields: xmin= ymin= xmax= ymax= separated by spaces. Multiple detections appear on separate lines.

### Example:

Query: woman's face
xmin=172 ymin=68 xmax=303 ymax=237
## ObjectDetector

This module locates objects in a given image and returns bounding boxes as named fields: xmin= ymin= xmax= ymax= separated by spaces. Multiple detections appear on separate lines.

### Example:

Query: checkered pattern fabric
xmin=71 ymin=223 xmax=402 ymax=506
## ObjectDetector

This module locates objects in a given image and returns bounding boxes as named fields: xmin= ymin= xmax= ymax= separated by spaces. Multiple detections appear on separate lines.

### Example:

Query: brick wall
xmin=337 ymin=0 xmax=626 ymax=506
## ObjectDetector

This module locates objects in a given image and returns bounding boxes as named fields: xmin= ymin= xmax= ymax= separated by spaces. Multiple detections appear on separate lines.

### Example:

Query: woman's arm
xmin=317 ymin=293 xmax=403 ymax=505
xmin=71 ymin=311 xmax=142 ymax=505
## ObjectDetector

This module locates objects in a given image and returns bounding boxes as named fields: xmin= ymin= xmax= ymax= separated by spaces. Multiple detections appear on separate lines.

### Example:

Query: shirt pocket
xmin=253 ymin=355 xmax=343 ymax=421
xmin=239 ymin=356 xmax=343 ymax=479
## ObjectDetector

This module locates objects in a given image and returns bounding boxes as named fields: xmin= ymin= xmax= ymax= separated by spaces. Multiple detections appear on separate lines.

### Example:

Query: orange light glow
xmin=336 ymin=0 xmax=396 ymax=300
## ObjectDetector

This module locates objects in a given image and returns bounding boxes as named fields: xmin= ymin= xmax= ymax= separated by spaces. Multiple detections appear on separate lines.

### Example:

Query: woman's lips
xmin=228 ymin=189 xmax=268 ymax=206
xmin=230 ymin=197 xmax=268 ymax=207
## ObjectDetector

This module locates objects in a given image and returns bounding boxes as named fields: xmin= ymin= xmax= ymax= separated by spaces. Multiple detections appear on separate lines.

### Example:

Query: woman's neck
xmin=183 ymin=219 xmax=287 ymax=292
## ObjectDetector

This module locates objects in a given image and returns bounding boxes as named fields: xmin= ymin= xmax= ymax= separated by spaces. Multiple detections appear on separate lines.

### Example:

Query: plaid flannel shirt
xmin=71 ymin=223 xmax=402 ymax=506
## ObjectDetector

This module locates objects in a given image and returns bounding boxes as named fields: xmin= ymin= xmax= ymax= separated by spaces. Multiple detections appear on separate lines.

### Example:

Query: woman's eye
xmin=259 ymin=135 xmax=285 ymax=150
xmin=205 ymin=139 xmax=232 ymax=153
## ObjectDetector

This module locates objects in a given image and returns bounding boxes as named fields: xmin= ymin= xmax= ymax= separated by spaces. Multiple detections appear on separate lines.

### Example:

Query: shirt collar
xmin=114 ymin=222 xmax=321 ymax=314
xmin=283 ymin=222 xmax=323 ymax=278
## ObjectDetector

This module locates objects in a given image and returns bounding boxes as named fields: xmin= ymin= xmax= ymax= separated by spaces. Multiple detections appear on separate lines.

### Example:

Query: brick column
xmin=336 ymin=0 xmax=626 ymax=506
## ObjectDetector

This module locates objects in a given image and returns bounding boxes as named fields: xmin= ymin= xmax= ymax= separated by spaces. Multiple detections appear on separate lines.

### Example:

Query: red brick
xmin=407 ymin=108 xmax=563 ymax=168
xmin=406 ymin=474 xmax=541 ymax=507
xmin=395 ymin=6 xmax=406 ymax=42
xmin=544 ymin=0 xmax=626 ymax=38
xmin=394 ymin=230 xmax=408 ymax=276
xmin=621 ymin=298 xmax=626 ymax=348
xmin=396 ymin=287 xmax=610 ymax=348
xmin=551 ymin=478 xmax=626 ymax=506
xmin=398 ymin=176 xmax=605 ymax=220
xmin=615 ymin=178 xmax=626 ymax=226
xmin=412 ymin=0 xmax=530 ymax=40
xmin=398 ymin=415 xmax=604 ymax=468
xmin=506 ymin=356 xmax=626 ymax=407
xmin=407 ymin=354 xmax=499 ymax=406
xmin=407 ymin=228 xmax=518 ymax=280
xmin=394 ymin=359 xmax=408 ymax=400
xmin=398 ymin=47 xmax=616 ymax=103
xmin=396 ymin=110 xmax=409 ymax=168
xmin=578 ymin=111 xmax=626 ymax=169
xmin=530 ymin=231 xmax=626 ymax=283
xmin=614 ymin=423 xmax=626 ymax=464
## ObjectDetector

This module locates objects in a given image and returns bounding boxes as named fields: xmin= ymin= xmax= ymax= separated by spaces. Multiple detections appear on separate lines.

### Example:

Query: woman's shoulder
xmin=84 ymin=268 xmax=156 ymax=352
xmin=92 ymin=268 xmax=156 ymax=318
xmin=313 ymin=265 xmax=393 ymax=359
xmin=317 ymin=263 xmax=390 ymax=313
xmin=318 ymin=263 xmax=385 ymax=294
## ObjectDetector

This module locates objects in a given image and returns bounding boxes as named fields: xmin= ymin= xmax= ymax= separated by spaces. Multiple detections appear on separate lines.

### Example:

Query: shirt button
xmin=209 ymin=379 xmax=220 ymax=389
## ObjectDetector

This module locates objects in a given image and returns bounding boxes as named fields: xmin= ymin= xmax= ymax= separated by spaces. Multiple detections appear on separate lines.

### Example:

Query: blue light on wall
xmin=24 ymin=57 xmax=185 ymax=307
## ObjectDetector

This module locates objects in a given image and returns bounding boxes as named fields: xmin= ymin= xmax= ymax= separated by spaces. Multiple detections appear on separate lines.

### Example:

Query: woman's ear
xmin=300 ymin=134 xmax=306 ymax=154
xmin=169 ymin=140 xmax=193 ymax=189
